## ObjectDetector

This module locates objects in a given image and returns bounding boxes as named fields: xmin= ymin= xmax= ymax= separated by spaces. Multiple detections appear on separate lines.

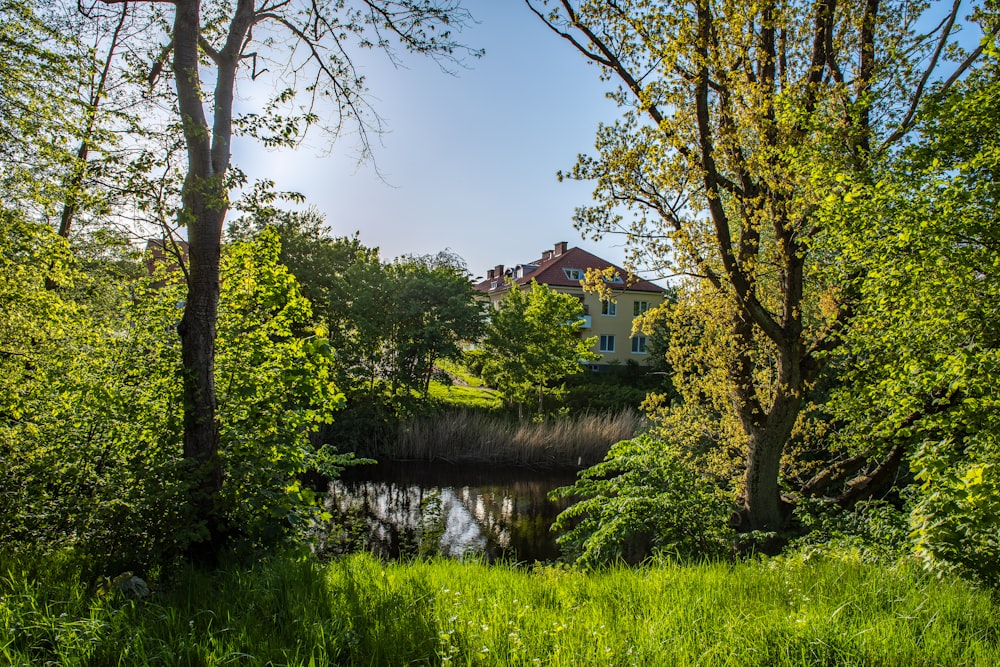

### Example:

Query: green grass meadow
xmin=428 ymin=381 xmax=503 ymax=411
xmin=2 ymin=551 xmax=997 ymax=666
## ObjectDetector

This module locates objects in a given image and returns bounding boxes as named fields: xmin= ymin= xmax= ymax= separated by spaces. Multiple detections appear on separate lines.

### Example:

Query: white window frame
xmin=601 ymin=300 xmax=616 ymax=316
xmin=633 ymin=300 xmax=649 ymax=316
xmin=563 ymin=268 xmax=584 ymax=281
xmin=599 ymin=334 xmax=616 ymax=352
xmin=631 ymin=336 xmax=647 ymax=354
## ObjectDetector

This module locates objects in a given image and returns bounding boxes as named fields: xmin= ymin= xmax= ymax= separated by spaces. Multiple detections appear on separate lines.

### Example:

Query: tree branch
xmin=526 ymin=0 xmax=665 ymax=124
xmin=147 ymin=39 xmax=173 ymax=89
xmin=880 ymin=0 xmax=961 ymax=149
xmin=693 ymin=0 xmax=785 ymax=347
xmin=199 ymin=35 xmax=220 ymax=64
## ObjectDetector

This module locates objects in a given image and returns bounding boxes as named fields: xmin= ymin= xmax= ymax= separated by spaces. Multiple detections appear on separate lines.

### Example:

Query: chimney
xmin=542 ymin=250 xmax=553 ymax=261
xmin=494 ymin=264 xmax=504 ymax=278
xmin=554 ymin=241 xmax=568 ymax=256
xmin=487 ymin=269 xmax=495 ymax=280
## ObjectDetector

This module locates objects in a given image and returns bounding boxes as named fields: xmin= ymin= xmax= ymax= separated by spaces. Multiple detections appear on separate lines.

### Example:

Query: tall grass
xmin=3 ymin=550 xmax=998 ymax=666
xmin=384 ymin=409 xmax=642 ymax=467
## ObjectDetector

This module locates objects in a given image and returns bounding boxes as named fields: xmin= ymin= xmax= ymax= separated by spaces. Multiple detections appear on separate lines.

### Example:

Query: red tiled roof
xmin=144 ymin=238 xmax=189 ymax=280
xmin=474 ymin=244 xmax=662 ymax=295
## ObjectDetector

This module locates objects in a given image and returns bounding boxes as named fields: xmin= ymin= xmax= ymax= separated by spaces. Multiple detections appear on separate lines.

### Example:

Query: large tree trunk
xmin=743 ymin=431 xmax=787 ymax=531
xmin=741 ymin=395 xmax=802 ymax=531
xmin=727 ymin=272 xmax=807 ymax=534
xmin=734 ymin=356 xmax=803 ymax=533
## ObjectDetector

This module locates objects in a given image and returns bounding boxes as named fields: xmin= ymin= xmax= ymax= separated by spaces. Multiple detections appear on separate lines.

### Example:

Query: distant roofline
xmin=474 ymin=241 xmax=662 ymax=295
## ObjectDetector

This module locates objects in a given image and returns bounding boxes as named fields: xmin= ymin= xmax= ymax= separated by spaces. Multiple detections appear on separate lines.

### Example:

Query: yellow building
xmin=474 ymin=241 xmax=664 ymax=369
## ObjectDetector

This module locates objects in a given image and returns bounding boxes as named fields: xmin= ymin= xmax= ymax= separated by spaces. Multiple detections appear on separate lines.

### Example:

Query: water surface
xmin=323 ymin=462 xmax=578 ymax=562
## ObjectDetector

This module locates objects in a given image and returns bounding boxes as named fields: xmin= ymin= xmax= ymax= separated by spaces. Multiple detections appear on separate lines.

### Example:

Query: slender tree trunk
xmin=177 ymin=206 xmax=226 ymax=559
xmin=171 ymin=0 xmax=252 ymax=561
xmin=57 ymin=3 xmax=127 ymax=239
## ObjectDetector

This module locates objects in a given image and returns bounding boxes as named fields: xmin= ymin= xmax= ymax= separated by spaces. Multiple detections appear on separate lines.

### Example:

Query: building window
xmin=631 ymin=336 xmax=647 ymax=354
xmin=633 ymin=300 xmax=649 ymax=316
xmin=599 ymin=334 xmax=616 ymax=352
xmin=601 ymin=300 xmax=616 ymax=316
xmin=563 ymin=268 xmax=584 ymax=281
xmin=603 ymin=272 xmax=625 ymax=285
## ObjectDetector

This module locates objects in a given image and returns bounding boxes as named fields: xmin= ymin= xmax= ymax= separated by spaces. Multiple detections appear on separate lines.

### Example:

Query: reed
xmin=383 ymin=409 xmax=642 ymax=467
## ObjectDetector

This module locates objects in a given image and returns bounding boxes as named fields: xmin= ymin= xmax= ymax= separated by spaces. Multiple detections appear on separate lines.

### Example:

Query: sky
xmin=230 ymin=2 xmax=982 ymax=282
xmin=232 ymin=0 xmax=628 ymax=281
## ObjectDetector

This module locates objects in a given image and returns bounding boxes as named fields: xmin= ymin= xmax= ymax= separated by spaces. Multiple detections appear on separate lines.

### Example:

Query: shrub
xmin=0 ymin=226 xmax=347 ymax=572
xmin=789 ymin=497 xmax=910 ymax=563
xmin=551 ymin=434 xmax=734 ymax=568
xmin=910 ymin=432 xmax=1000 ymax=587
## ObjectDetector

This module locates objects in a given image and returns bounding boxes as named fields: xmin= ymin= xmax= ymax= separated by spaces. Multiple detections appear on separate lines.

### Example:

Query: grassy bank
xmin=3 ymin=551 xmax=997 ymax=666
xmin=385 ymin=409 xmax=642 ymax=467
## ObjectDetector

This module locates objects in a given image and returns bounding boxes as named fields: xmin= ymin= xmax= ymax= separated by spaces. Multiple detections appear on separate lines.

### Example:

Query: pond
xmin=321 ymin=462 xmax=580 ymax=563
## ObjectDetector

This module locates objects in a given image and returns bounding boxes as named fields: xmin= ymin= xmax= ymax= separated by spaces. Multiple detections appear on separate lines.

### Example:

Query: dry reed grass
xmin=385 ymin=409 xmax=643 ymax=467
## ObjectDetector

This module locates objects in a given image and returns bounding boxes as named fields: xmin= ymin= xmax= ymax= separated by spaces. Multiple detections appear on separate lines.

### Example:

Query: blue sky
xmin=231 ymin=2 xmax=983 ymax=280
xmin=233 ymin=0 xmax=627 ymax=280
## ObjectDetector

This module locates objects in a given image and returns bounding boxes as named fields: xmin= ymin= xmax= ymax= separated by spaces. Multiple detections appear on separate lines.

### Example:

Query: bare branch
xmin=252 ymin=11 xmax=380 ymax=159
xmin=90 ymin=0 xmax=174 ymax=6
xmin=256 ymin=0 xmax=291 ymax=13
xmin=880 ymin=0 xmax=962 ymax=149
xmin=936 ymin=38 xmax=989 ymax=93
xmin=523 ymin=1 xmax=616 ymax=70
xmin=148 ymin=39 xmax=173 ymax=90
xmin=199 ymin=36 xmax=220 ymax=64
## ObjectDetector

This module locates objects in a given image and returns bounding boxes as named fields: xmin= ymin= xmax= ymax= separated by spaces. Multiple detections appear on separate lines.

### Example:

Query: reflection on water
xmin=322 ymin=462 xmax=578 ymax=562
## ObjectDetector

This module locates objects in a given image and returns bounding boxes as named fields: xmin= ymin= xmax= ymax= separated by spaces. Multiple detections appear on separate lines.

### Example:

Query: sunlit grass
xmin=436 ymin=358 xmax=488 ymax=389
xmin=428 ymin=381 xmax=503 ymax=410
xmin=3 ymin=550 xmax=998 ymax=666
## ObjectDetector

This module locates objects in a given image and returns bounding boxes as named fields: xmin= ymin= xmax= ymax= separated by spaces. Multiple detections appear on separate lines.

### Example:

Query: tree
xmin=480 ymin=279 xmax=599 ymax=416
xmin=0 ymin=211 xmax=189 ymax=569
xmin=821 ymin=46 xmax=1000 ymax=581
xmin=526 ymin=0 xmax=992 ymax=533
xmin=231 ymin=211 xmax=484 ymax=400
xmin=386 ymin=251 xmax=486 ymax=397
xmin=50 ymin=1 xmax=127 ymax=239
xmin=2 ymin=0 xmax=184 ymax=244
xmin=214 ymin=228 xmax=346 ymax=552
xmin=227 ymin=207 xmax=378 ymax=344
xmin=83 ymin=0 xmax=478 ymax=560
xmin=0 ymin=0 xmax=87 ymax=216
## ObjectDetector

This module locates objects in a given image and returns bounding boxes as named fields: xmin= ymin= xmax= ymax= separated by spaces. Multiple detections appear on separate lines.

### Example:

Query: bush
xmin=789 ymin=497 xmax=910 ymax=563
xmin=910 ymin=432 xmax=1000 ymax=587
xmin=551 ymin=434 xmax=734 ymax=568
xmin=562 ymin=362 xmax=676 ymax=412
xmin=0 ymin=226 xmax=347 ymax=572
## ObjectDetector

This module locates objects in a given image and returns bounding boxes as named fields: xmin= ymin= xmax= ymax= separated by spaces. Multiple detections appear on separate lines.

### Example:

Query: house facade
xmin=144 ymin=238 xmax=189 ymax=286
xmin=474 ymin=241 xmax=664 ymax=368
